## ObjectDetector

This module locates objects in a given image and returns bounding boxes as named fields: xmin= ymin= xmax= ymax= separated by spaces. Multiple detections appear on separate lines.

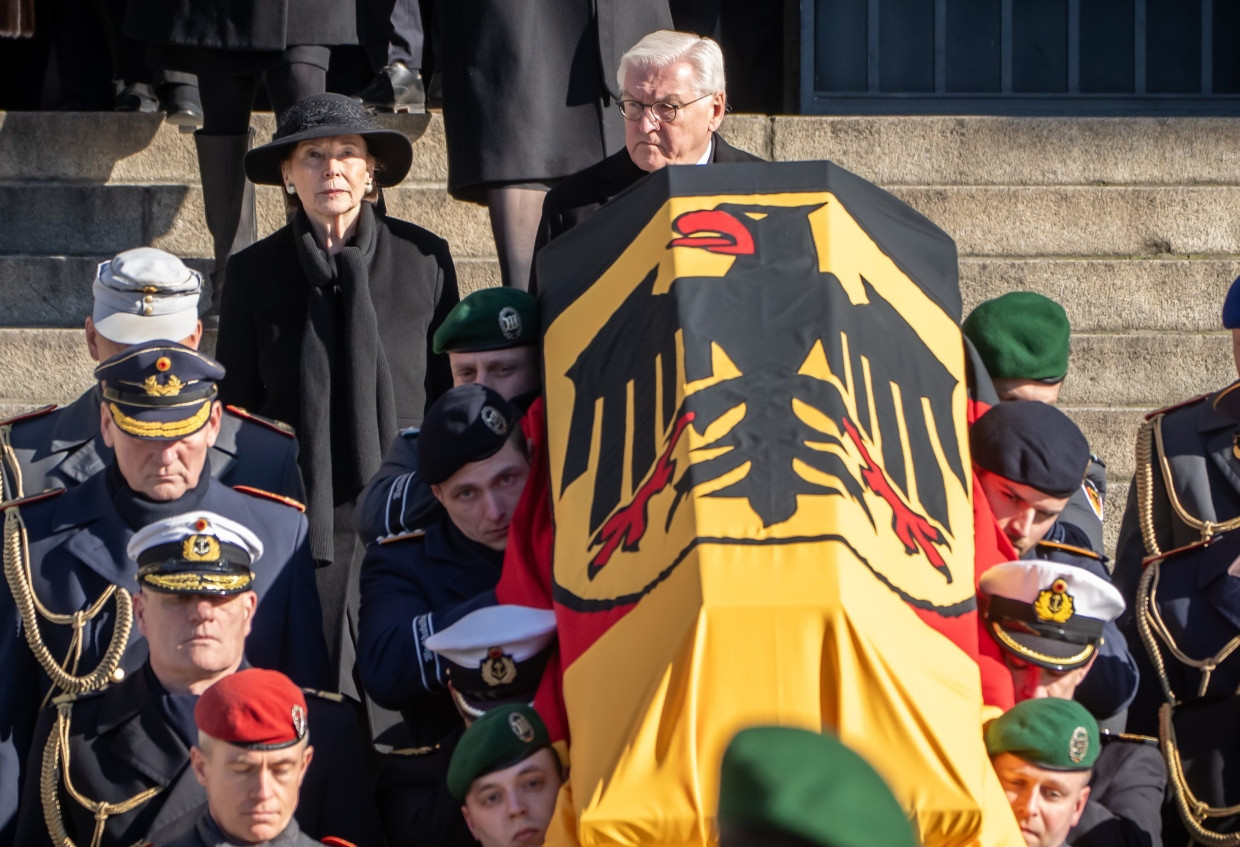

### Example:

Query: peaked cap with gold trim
xmin=95 ymin=341 xmax=224 ymax=441
xmin=979 ymin=559 xmax=1124 ymax=671
xmin=127 ymin=511 xmax=262 ymax=595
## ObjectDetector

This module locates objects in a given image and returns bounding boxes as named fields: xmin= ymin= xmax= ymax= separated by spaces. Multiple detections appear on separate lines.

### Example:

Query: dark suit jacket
xmin=530 ymin=134 xmax=763 ymax=291
xmin=1069 ymin=735 xmax=1166 ymax=847
xmin=0 ymin=388 xmax=304 ymax=503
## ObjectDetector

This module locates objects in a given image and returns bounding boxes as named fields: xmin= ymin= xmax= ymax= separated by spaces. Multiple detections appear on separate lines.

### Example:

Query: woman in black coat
xmin=124 ymin=0 xmax=359 ymax=314
xmin=216 ymin=93 xmax=458 ymax=695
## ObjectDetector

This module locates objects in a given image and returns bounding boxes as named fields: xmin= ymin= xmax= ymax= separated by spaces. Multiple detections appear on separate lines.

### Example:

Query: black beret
xmin=970 ymin=401 xmax=1089 ymax=498
xmin=419 ymin=384 xmax=522 ymax=485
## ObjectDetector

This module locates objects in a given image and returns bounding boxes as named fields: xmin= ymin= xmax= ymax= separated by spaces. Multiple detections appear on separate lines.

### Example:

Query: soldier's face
xmin=432 ymin=438 xmax=530 ymax=551
xmin=101 ymin=402 xmax=222 ymax=500
xmin=450 ymin=346 xmax=540 ymax=400
xmin=1002 ymin=652 xmax=1096 ymax=702
xmin=192 ymin=737 xmax=313 ymax=844
xmin=461 ymin=748 xmax=563 ymax=847
xmin=622 ymin=61 xmax=725 ymax=173
xmin=976 ymin=470 xmax=1070 ymax=556
xmin=990 ymin=752 xmax=1091 ymax=847
xmin=135 ymin=589 xmax=255 ymax=692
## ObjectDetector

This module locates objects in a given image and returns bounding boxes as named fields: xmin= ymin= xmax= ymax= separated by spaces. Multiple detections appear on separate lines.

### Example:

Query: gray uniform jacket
xmin=0 ymin=387 xmax=304 ymax=503
xmin=1068 ymin=734 xmax=1166 ymax=847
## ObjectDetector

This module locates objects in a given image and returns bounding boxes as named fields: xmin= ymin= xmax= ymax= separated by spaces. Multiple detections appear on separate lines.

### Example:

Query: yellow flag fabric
xmin=533 ymin=163 xmax=1024 ymax=846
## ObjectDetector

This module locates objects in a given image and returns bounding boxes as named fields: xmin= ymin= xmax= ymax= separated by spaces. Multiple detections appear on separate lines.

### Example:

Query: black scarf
xmin=293 ymin=203 xmax=397 ymax=561
xmin=110 ymin=462 xmax=210 ymax=532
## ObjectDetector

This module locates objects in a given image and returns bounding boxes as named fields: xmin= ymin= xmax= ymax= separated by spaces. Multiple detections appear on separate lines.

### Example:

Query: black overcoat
xmin=123 ymin=0 xmax=355 ymax=53
xmin=438 ymin=0 xmax=672 ymax=201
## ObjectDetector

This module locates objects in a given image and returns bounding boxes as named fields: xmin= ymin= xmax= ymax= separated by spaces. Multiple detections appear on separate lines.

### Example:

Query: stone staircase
xmin=2 ymin=109 xmax=1238 ymax=555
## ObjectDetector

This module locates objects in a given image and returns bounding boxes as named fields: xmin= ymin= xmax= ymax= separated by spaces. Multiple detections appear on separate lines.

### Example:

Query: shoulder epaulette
xmin=302 ymin=687 xmax=345 ymax=703
xmin=225 ymin=405 xmax=296 ymax=438
xmin=0 ymin=403 xmax=57 ymax=427
xmin=388 ymin=743 xmax=440 ymax=757
xmin=0 ymin=487 xmax=65 ymax=511
xmin=1101 ymin=731 xmax=1158 ymax=746
xmin=1142 ymin=536 xmax=1219 ymax=568
xmin=321 ymin=837 xmax=358 ymax=847
xmin=1036 ymin=540 xmax=1102 ymax=560
xmin=378 ymin=528 xmax=427 ymax=545
xmin=232 ymin=485 xmax=306 ymax=512
xmin=1145 ymin=393 xmax=1210 ymax=421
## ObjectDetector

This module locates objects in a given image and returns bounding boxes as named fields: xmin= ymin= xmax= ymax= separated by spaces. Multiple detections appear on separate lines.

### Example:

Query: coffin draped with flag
xmin=499 ymin=161 xmax=1023 ymax=846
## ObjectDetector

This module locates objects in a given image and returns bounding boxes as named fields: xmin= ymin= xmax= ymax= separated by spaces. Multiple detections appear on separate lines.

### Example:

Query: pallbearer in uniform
xmin=0 ymin=342 xmax=327 ymax=844
xmin=149 ymin=669 xmax=359 ymax=847
xmin=14 ymin=513 xmax=378 ymax=847
xmin=0 ymin=246 xmax=303 ymax=504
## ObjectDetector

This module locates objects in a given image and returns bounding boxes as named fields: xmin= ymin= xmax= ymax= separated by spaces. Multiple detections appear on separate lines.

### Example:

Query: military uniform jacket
xmin=1068 ymin=734 xmax=1166 ymax=847
xmin=153 ymin=811 xmax=330 ymax=846
xmin=353 ymin=427 xmax=440 ymax=545
xmin=357 ymin=516 xmax=500 ymax=746
xmin=14 ymin=664 xmax=382 ymax=847
xmin=0 ymin=387 xmax=304 ymax=503
xmin=0 ymin=473 xmax=329 ymax=845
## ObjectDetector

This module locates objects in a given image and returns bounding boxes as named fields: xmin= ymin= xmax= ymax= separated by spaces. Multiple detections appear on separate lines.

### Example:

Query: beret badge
xmin=291 ymin=704 xmax=308 ymax=740
xmin=498 ymin=306 xmax=522 ymax=340
xmin=508 ymin=711 xmax=535 ymax=743
xmin=481 ymin=406 xmax=508 ymax=437
xmin=1068 ymin=725 xmax=1089 ymax=764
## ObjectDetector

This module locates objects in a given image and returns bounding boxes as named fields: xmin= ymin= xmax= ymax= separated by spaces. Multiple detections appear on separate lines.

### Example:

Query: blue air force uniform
xmin=0 ymin=389 xmax=304 ymax=503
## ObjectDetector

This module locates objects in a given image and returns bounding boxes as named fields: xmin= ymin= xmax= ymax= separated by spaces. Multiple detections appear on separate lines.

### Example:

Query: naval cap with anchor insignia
xmin=985 ymin=697 xmax=1099 ymax=771
xmin=419 ymin=383 xmax=522 ymax=485
xmin=95 ymin=340 xmax=224 ymax=441
xmin=93 ymin=247 xmax=203 ymax=345
xmin=447 ymin=704 xmax=552 ymax=801
xmin=128 ymin=511 xmax=262 ymax=595
xmin=425 ymin=605 xmax=557 ymax=717
xmin=195 ymin=668 xmax=309 ymax=750
xmin=980 ymin=559 xmax=1124 ymax=671
xmin=432 ymin=287 xmax=539 ymax=354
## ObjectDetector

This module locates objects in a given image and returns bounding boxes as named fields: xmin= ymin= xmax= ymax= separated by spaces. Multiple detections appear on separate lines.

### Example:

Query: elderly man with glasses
xmin=530 ymin=29 xmax=761 ymax=290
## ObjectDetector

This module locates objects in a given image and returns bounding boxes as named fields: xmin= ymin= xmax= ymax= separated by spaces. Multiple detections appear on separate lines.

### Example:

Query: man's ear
xmin=132 ymin=591 xmax=148 ymax=639
xmin=461 ymin=804 xmax=477 ymax=841
xmin=190 ymin=746 xmax=208 ymax=786
xmin=203 ymin=402 xmax=223 ymax=448
xmin=1070 ymin=785 xmax=1092 ymax=826
xmin=431 ymin=484 xmax=444 ymax=506
xmin=100 ymin=404 xmax=115 ymax=449
xmin=84 ymin=317 xmax=102 ymax=362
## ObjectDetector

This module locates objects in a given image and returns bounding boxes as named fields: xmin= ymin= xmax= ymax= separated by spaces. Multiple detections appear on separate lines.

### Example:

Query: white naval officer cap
xmin=127 ymin=511 xmax=264 ymax=595
xmin=93 ymin=247 xmax=202 ymax=345
xmin=426 ymin=605 xmax=557 ymax=716
xmin=980 ymin=559 xmax=1125 ymax=671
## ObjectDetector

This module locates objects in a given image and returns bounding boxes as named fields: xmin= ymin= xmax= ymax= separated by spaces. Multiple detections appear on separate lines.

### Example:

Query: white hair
xmin=617 ymin=30 xmax=726 ymax=97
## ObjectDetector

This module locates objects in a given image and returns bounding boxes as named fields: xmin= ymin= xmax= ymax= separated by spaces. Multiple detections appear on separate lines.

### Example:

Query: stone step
xmin=0 ymin=111 xmax=452 ymax=186
xmin=0 ymin=184 xmax=496 ymax=259
xmin=0 ymin=255 xmax=500 ymax=326
xmin=1060 ymin=332 xmax=1233 ymax=408
xmin=7 ymin=112 xmax=1240 ymax=188
xmin=959 ymin=257 xmax=1240 ymax=333
xmin=774 ymin=116 xmax=1240 ymax=186
xmin=1 ymin=254 xmax=1232 ymax=331
xmin=8 ymin=181 xmax=1240 ymax=261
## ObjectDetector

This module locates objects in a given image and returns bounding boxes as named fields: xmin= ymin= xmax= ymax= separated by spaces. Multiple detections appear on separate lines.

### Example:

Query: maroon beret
xmin=195 ymin=668 xmax=308 ymax=750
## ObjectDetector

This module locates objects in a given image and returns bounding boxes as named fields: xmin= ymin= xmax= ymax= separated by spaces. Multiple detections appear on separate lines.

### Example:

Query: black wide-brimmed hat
xmin=244 ymin=93 xmax=413 ymax=187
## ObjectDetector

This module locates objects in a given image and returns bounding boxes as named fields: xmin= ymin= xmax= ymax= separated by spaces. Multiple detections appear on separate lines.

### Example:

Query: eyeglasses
xmin=617 ymin=93 xmax=713 ymax=123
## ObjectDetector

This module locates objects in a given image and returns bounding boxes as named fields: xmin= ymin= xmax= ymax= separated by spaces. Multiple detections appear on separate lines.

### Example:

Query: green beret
xmin=447 ymin=704 xmax=551 ymax=801
xmin=962 ymin=292 xmax=1070 ymax=383
xmin=433 ymin=288 xmax=539 ymax=354
xmin=718 ymin=727 xmax=916 ymax=847
xmin=984 ymin=698 xmax=1098 ymax=771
